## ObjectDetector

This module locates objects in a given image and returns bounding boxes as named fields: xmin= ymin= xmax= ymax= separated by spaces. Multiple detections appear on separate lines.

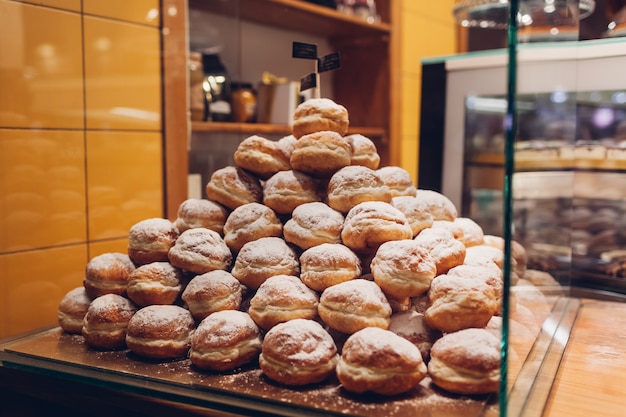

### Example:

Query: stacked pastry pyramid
xmin=57 ymin=98 xmax=555 ymax=397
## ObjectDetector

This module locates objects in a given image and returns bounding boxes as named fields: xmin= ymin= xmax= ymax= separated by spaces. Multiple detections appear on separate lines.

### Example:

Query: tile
xmin=83 ymin=0 xmax=160 ymax=26
xmin=83 ymin=16 xmax=162 ymax=130
xmin=0 ymin=129 xmax=87 ymax=253
xmin=20 ymin=0 xmax=81 ymax=12
xmin=0 ymin=1 xmax=84 ymax=128
xmin=0 ymin=244 xmax=88 ymax=339
xmin=89 ymin=238 xmax=130 ymax=259
xmin=86 ymin=131 xmax=163 ymax=240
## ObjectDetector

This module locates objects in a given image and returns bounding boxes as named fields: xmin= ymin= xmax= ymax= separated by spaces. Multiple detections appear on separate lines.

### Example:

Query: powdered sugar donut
xmin=388 ymin=310 xmax=441 ymax=362
xmin=83 ymin=252 xmax=136 ymax=298
xmin=126 ymin=262 xmax=184 ymax=307
xmin=82 ymin=294 xmax=137 ymax=350
xmin=205 ymin=166 xmax=263 ymax=210
xmin=168 ymin=228 xmax=233 ymax=274
xmin=128 ymin=218 xmax=179 ymax=265
xmin=299 ymin=243 xmax=361 ymax=292
xmin=263 ymin=170 xmax=322 ymax=215
xmin=174 ymin=198 xmax=229 ymax=235
xmin=233 ymin=135 xmax=291 ymax=180
xmin=327 ymin=165 xmax=391 ymax=213
xmin=376 ymin=166 xmax=417 ymax=198
xmin=390 ymin=195 xmax=434 ymax=237
xmin=283 ymin=202 xmax=344 ymax=250
xmin=181 ymin=270 xmax=243 ymax=321
xmin=290 ymin=130 xmax=351 ymax=177
xmin=415 ymin=189 xmax=458 ymax=221
xmin=223 ymin=203 xmax=283 ymax=253
xmin=58 ymin=287 xmax=93 ymax=334
xmin=345 ymin=133 xmax=380 ymax=170
xmin=413 ymin=227 xmax=466 ymax=275
xmin=291 ymin=98 xmax=349 ymax=139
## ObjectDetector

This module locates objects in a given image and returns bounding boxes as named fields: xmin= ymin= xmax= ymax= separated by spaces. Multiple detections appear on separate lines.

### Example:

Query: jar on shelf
xmin=189 ymin=51 xmax=205 ymax=122
xmin=231 ymin=82 xmax=257 ymax=123
xmin=202 ymin=53 xmax=232 ymax=122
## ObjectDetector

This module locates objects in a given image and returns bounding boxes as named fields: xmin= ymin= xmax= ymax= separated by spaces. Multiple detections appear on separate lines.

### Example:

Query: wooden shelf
xmin=191 ymin=121 xmax=387 ymax=138
xmin=188 ymin=0 xmax=391 ymax=41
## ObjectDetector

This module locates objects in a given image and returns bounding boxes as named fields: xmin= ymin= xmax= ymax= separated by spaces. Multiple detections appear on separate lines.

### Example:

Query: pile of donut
xmin=57 ymin=98 xmax=557 ymax=398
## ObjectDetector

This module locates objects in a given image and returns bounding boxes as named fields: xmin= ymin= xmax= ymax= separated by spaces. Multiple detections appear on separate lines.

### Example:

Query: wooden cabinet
xmin=161 ymin=0 xmax=397 ymax=218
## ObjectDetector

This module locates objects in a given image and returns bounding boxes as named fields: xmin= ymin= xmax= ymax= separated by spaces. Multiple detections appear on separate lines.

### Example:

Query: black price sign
xmin=317 ymin=52 xmax=341 ymax=73
xmin=292 ymin=42 xmax=318 ymax=60
xmin=300 ymin=73 xmax=317 ymax=92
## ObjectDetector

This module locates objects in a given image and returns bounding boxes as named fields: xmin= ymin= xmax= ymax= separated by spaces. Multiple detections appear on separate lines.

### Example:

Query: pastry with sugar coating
xmin=174 ymin=198 xmax=228 ymax=235
xmin=168 ymin=228 xmax=233 ymax=274
xmin=291 ymin=98 xmax=349 ymax=139
xmin=126 ymin=261 xmax=183 ymax=307
xmin=376 ymin=166 xmax=417 ymax=198
xmin=82 ymin=294 xmax=137 ymax=350
xmin=299 ymin=243 xmax=361 ymax=292
xmin=205 ymin=166 xmax=263 ymax=210
xmin=428 ymin=328 xmax=500 ymax=394
xmin=259 ymin=319 xmax=338 ymax=386
xmin=58 ymin=287 xmax=93 ymax=334
xmin=125 ymin=305 xmax=195 ymax=359
xmin=128 ymin=218 xmax=179 ymax=265
xmin=336 ymin=327 xmax=428 ymax=395
xmin=263 ymin=170 xmax=322 ymax=215
xmin=290 ymin=130 xmax=351 ymax=177
xmin=345 ymin=133 xmax=380 ymax=170
xmin=189 ymin=310 xmax=262 ymax=371
xmin=248 ymin=275 xmax=319 ymax=331
xmin=181 ymin=270 xmax=243 ymax=321
xmin=318 ymin=279 xmax=392 ymax=334
xmin=230 ymin=237 xmax=300 ymax=290
xmin=390 ymin=195 xmax=434 ymax=237
xmin=233 ymin=135 xmax=291 ymax=180
xmin=415 ymin=189 xmax=458 ymax=221
xmin=223 ymin=202 xmax=283 ymax=253
xmin=327 ymin=165 xmax=391 ymax=213
xmin=389 ymin=310 xmax=441 ymax=362
xmin=413 ymin=227 xmax=466 ymax=275
xmin=283 ymin=202 xmax=344 ymax=250
xmin=83 ymin=252 xmax=136 ymax=298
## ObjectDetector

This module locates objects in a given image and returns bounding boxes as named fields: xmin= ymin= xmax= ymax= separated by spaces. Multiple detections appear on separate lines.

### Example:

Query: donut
xmin=58 ymin=287 xmax=93 ymax=334
xmin=375 ymin=166 xmax=417 ymax=198
xmin=83 ymin=252 xmax=136 ymax=298
xmin=223 ymin=203 xmax=283 ymax=253
xmin=326 ymin=165 xmax=391 ymax=213
xmin=205 ymin=166 xmax=263 ymax=210
xmin=277 ymin=134 xmax=297 ymax=160
xmin=390 ymin=195 xmax=434 ymax=237
xmin=523 ymin=269 xmax=560 ymax=288
xmin=126 ymin=261 xmax=184 ymax=307
xmin=424 ymin=274 xmax=498 ymax=333
xmin=428 ymin=328 xmax=500 ymax=395
xmin=289 ymin=130 xmax=351 ymax=177
xmin=388 ymin=310 xmax=441 ymax=362
xmin=233 ymin=135 xmax=291 ymax=180
xmin=230 ymin=237 xmax=300 ymax=290
xmin=82 ymin=294 xmax=137 ymax=350
xmin=283 ymin=202 xmax=344 ymax=250
xmin=415 ymin=189 xmax=458 ymax=221
xmin=262 ymin=170 xmax=322 ymax=215
xmin=447 ymin=264 xmax=505 ymax=313
xmin=341 ymin=201 xmax=413 ymax=253
xmin=168 ymin=228 xmax=233 ymax=274
xmin=318 ymin=279 xmax=392 ymax=334
xmin=248 ymin=275 xmax=319 ymax=331
xmin=336 ymin=327 xmax=428 ymax=396
xmin=345 ymin=133 xmax=380 ymax=170
xmin=370 ymin=239 xmax=437 ymax=299
xmin=430 ymin=220 xmax=464 ymax=241
xmin=128 ymin=218 xmax=179 ymax=265
xmin=291 ymin=98 xmax=349 ymax=139
xmin=413 ymin=227 xmax=466 ymax=275
xmin=125 ymin=305 xmax=195 ymax=359
xmin=189 ymin=310 xmax=262 ymax=372
xmin=464 ymin=244 xmax=520 ymax=284
xmin=259 ymin=319 xmax=338 ymax=386
xmin=299 ymin=243 xmax=361 ymax=292
xmin=181 ymin=270 xmax=243 ymax=321
xmin=453 ymin=217 xmax=485 ymax=247
xmin=483 ymin=235 xmax=528 ymax=280
xmin=174 ymin=198 xmax=228 ymax=235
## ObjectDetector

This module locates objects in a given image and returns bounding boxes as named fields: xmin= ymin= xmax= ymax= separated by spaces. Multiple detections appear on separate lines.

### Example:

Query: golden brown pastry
xmin=168 ymin=228 xmax=233 ymax=274
xmin=318 ymin=278 xmax=392 ymax=334
xmin=336 ymin=327 xmax=428 ymax=396
xmin=128 ymin=218 xmax=179 ymax=265
xmin=248 ymin=275 xmax=319 ymax=331
xmin=326 ymin=165 xmax=391 ymax=213
xmin=299 ymin=243 xmax=361 ymax=292
xmin=181 ymin=270 xmax=243 ymax=321
xmin=341 ymin=201 xmax=413 ymax=253
xmin=390 ymin=195 xmax=434 ymax=237
xmin=82 ymin=294 xmax=137 ymax=350
xmin=174 ymin=198 xmax=229 ymax=235
xmin=453 ymin=217 xmax=485 ymax=247
xmin=424 ymin=274 xmax=498 ymax=333
xmin=262 ymin=170 xmax=322 ymax=215
xmin=290 ymin=130 xmax=351 ymax=177
xmin=428 ymin=328 xmax=500 ymax=395
xmin=283 ymin=202 xmax=344 ymax=250
xmin=291 ymin=98 xmax=349 ymax=139
xmin=523 ymin=269 xmax=561 ymax=288
xmin=345 ymin=133 xmax=380 ymax=170
xmin=223 ymin=202 xmax=283 ymax=253
xmin=259 ymin=319 xmax=338 ymax=386
xmin=483 ymin=234 xmax=528 ymax=280
xmin=277 ymin=134 xmax=297 ymax=160
xmin=205 ymin=166 xmax=263 ymax=210
xmin=388 ymin=310 xmax=441 ymax=362
xmin=415 ymin=189 xmax=458 ymax=221
xmin=413 ymin=227 xmax=466 ymax=275
xmin=125 ymin=305 xmax=195 ymax=359
xmin=57 ymin=287 xmax=93 ymax=334
xmin=233 ymin=135 xmax=291 ymax=180
xmin=376 ymin=166 xmax=417 ymax=198
xmin=370 ymin=239 xmax=437 ymax=299
xmin=126 ymin=261 xmax=184 ymax=307
xmin=447 ymin=264 xmax=505 ymax=313
xmin=230 ymin=237 xmax=300 ymax=290
xmin=189 ymin=310 xmax=262 ymax=372
xmin=83 ymin=252 xmax=136 ymax=299
xmin=430 ymin=219 xmax=464 ymax=241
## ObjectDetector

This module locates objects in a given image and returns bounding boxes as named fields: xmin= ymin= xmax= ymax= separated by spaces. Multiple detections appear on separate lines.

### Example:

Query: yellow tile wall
xmin=0 ymin=0 xmax=163 ymax=338
xmin=398 ymin=0 xmax=458 ymax=184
